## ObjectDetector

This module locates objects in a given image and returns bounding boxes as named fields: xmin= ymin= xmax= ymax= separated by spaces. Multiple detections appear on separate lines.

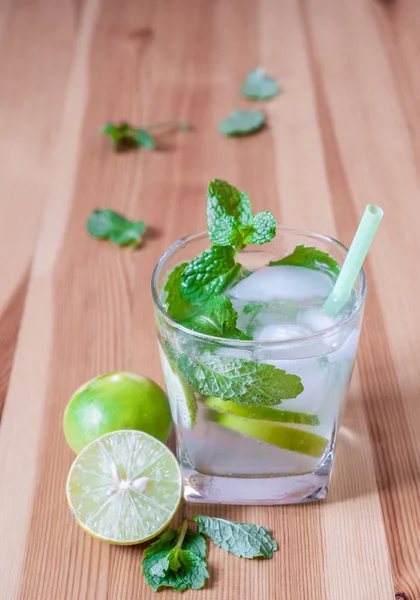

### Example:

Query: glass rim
xmin=151 ymin=227 xmax=367 ymax=347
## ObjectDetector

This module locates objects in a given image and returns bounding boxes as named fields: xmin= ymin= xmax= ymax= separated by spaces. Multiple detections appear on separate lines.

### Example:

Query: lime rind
xmin=158 ymin=345 xmax=197 ymax=429
xmin=204 ymin=397 xmax=319 ymax=426
xmin=209 ymin=411 xmax=328 ymax=458
xmin=66 ymin=430 xmax=182 ymax=545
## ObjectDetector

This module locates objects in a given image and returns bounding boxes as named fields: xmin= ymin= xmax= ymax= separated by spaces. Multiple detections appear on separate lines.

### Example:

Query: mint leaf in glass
xmin=241 ymin=67 xmax=280 ymax=100
xmin=193 ymin=516 xmax=277 ymax=559
xmin=181 ymin=246 xmax=242 ymax=303
xmin=87 ymin=209 xmax=146 ymax=247
xmin=176 ymin=353 xmax=303 ymax=406
xmin=142 ymin=526 xmax=209 ymax=592
xmin=164 ymin=262 xmax=196 ymax=321
xmin=219 ymin=110 xmax=265 ymax=136
xmin=181 ymin=296 xmax=251 ymax=340
xmin=269 ymin=245 xmax=340 ymax=275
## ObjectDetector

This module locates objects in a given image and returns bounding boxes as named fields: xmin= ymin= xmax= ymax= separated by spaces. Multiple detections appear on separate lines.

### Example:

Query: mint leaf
xmin=181 ymin=246 xmax=241 ymax=303
xmin=164 ymin=263 xmax=196 ymax=321
xmin=142 ymin=527 xmax=209 ymax=592
xmin=207 ymin=180 xmax=276 ymax=248
xmin=241 ymin=67 xmax=280 ymax=100
xmin=181 ymin=296 xmax=251 ymax=340
xmin=219 ymin=110 xmax=265 ymax=136
xmin=207 ymin=180 xmax=253 ymax=230
xmin=269 ymin=245 xmax=340 ymax=275
xmin=176 ymin=353 xmax=303 ymax=406
xmin=102 ymin=122 xmax=138 ymax=150
xmin=136 ymin=128 xmax=155 ymax=149
xmin=243 ymin=211 xmax=277 ymax=245
xmin=182 ymin=530 xmax=207 ymax=560
xmin=208 ymin=214 xmax=244 ymax=247
xmin=87 ymin=209 xmax=146 ymax=247
xmin=194 ymin=516 xmax=277 ymax=559
xmin=103 ymin=120 xmax=190 ymax=151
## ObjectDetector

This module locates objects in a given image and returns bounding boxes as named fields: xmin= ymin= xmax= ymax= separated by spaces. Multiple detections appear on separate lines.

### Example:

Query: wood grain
xmin=0 ymin=0 xmax=418 ymax=598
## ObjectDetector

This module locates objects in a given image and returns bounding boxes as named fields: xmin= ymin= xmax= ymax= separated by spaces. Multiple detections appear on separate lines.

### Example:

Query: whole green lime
xmin=63 ymin=372 xmax=172 ymax=453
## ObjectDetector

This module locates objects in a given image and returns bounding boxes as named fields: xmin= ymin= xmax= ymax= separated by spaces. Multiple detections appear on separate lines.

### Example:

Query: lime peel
xmin=209 ymin=412 xmax=328 ymax=458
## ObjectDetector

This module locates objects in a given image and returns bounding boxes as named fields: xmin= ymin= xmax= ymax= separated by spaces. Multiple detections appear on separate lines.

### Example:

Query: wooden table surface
xmin=1 ymin=0 xmax=419 ymax=598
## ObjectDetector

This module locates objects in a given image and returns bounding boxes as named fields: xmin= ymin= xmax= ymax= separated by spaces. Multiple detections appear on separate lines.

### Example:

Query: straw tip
xmin=367 ymin=204 xmax=384 ymax=219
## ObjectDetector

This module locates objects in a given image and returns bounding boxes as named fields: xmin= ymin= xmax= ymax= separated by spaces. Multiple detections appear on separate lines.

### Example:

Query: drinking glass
xmin=151 ymin=228 xmax=366 ymax=504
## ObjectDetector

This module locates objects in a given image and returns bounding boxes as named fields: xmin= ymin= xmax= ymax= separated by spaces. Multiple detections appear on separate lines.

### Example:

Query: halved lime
xmin=204 ymin=397 xmax=319 ymax=426
xmin=158 ymin=345 xmax=196 ymax=429
xmin=209 ymin=411 xmax=328 ymax=458
xmin=66 ymin=430 xmax=182 ymax=545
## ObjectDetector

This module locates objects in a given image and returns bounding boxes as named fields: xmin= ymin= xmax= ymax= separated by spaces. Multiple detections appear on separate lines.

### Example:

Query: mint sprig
xmin=142 ymin=525 xmax=209 ymax=592
xmin=207 ymin=180 xmax=276 ymax=248
xmin=194 ymin=516 xmax=278 ymax=559
xmin=176 ymin=353 xmax=303 ymax=406
xmin=269 ymin=245 xmax=340 ymax=276
xmin=241 ymin=67 xmax=280 ymax=101
xmin=142 ymin=516 xmax=277 ymax=592
xmin=102 ymin=120 xmax=190 ymax=151
xmin=87 ymin=209 xmax=146 ymax=247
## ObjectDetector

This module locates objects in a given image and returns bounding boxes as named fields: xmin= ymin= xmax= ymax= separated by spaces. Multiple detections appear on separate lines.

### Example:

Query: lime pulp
xmin=66 ymin=430 xmax=182 ymax=544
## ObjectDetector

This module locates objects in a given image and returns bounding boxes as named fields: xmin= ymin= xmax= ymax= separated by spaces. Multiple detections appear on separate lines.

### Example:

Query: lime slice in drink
xmin=209 ymin=411 xmax=328 ymax=458
xmin=158 ymin=345 xmax=196 ymax=429
xmin=204 ymin=397 xmax=319 ymax=426
xmin=66 ymin=430 xmax=182 ymax=545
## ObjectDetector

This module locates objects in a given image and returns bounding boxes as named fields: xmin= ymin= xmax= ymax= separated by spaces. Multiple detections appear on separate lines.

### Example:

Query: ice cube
xmin=229 ymin=266 xmax=333 ymax=302
xmin=299 ymin=306 xmax=338 ymax=334
xmin=254 ymin=323 xmax=311 ymax=342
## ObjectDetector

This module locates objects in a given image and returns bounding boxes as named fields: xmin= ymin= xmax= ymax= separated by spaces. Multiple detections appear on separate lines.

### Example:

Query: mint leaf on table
xmin=181 ymin=246 xmax=242 ymax=304
xmin=207 ymin=180 xmax=276 ymax=248
xmin=193 ymin=516 xmax=277 ymax=559
xmin=164 ymin=262 xmax=196 ymax=321
xmin=87 ymin=209 xmax=146 ymax=247
xmin=176 ymin=353 xmax=303 ymax=406
xmin=136 ymin=128 xmax=155 ymax=149
xmin=102 ymin=122 xmax=155 ymax=151
xmin=269 ymin=245 xmax=340 ymax=275
xmin=219 ymin=110 xmax=265 ymax=136
xmin=241 ymin=67 xmax=280 ymax=100
xmin=142 ymin=527 xmax=209 ymax=592
xmin=181 ymin=296 xmax=251 ymax=340
xmin=103 ymin=120 xmax=190 ymax=151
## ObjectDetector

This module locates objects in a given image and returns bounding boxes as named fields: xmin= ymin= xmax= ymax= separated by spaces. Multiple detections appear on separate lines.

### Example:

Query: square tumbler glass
xmin=151 ymin=227 xmax=366 ymax=505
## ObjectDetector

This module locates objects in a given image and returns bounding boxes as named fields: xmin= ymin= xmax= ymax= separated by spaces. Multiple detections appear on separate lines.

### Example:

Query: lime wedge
xmin=209 ymin=412 xmax=328 ymax=458
xmin=158 ymin=345 xmax=196 ymax=429
xmin=66 ymin=430 xmax=182 ymax=545
xmin=204 ymin=397 xmax=319 ymax=426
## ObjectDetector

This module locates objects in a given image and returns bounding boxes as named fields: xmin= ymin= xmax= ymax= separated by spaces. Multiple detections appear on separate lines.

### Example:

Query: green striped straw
xmin=323 ymin=204 xmax=384 ymax=316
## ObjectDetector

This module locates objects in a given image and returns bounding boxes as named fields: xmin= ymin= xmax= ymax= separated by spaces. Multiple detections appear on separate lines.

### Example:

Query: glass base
xmin=181 ymin=449 xmax=334 ymax=505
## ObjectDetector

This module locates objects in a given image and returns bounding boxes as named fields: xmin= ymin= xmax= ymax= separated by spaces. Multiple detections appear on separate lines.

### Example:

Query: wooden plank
xmin=304 ymin=0 xmax=420 ymax=597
